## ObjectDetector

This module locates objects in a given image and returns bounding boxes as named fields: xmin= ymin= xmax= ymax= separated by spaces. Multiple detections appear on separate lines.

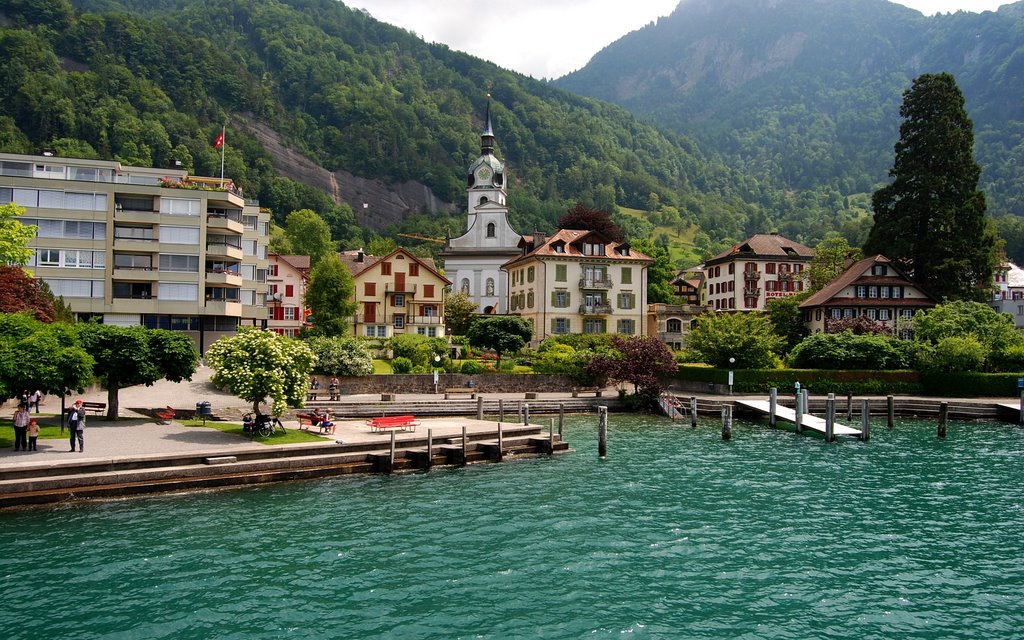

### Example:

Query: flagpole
xmin=219 ymin=125 xmax=225 ymax=188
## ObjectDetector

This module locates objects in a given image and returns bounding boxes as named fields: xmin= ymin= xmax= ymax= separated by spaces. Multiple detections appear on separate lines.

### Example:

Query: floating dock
xmin=735 ymin=399 xmax=863 ymax=437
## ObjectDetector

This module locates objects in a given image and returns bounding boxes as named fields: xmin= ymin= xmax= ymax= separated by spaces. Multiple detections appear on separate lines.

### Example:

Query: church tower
xmin=440 ymin=102 xmax=522 ymax=316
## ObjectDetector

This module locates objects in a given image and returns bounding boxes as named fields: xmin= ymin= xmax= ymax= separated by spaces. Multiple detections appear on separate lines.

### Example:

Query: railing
xmin=743 ymin=270 xmax=761 ymax=281
xmin=743 ymin=287 xmax=761 ymax=296
xmin=578 ymin=304 xmax=613 ymax=315
xmin=385 ymin=283 xmax=418 ymax=294
xmin=579 ymin=277 xmax=614 ymax=290
xmin=407 ymin=315 xmax=442 ymax=325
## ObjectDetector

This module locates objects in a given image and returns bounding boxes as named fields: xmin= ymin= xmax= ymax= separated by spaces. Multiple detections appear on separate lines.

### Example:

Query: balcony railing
xmin=743 ymin=286 xmax=761 ymax=296
xmin=743 ymin=270 xmax=761 ymax=281
xmin=385 ymin=282 xmax=418 ymax=294
xmin=579 ymin=277 xmax=614 ymax=290
xmin=579 ymin=304 xmax=613 ymax=315
xmin=407 ymin=315 xmax=442 ymax=325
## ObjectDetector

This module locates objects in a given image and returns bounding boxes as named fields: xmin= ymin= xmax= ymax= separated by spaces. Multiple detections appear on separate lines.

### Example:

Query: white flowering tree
xmin=205 ymin=327 xmax=315 ymax=416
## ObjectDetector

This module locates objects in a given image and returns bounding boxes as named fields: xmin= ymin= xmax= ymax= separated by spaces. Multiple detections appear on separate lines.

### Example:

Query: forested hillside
xmin=0 ymin=0 xmax=879 ymax=262
xmin=557 ymin=0 xmax=1024 ymax=221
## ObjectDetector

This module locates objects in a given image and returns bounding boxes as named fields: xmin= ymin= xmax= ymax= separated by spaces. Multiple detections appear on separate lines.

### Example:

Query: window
xmin=868 ymin=286 xmax=878 ymax=298
xmin=410 ymin=263 xmax=419 ymax=277
xmin=765 ymin=263 xmax=776 ymax=274
xmin=866 ymin=308 xmax=878 ymax=320
xmin=553 ymin=242 xmax=565 ymax=253
xmin=243 ymin=215 xmax=258 ymax=230
xmin=486 ymin=222 xmax=496 ymax=238
xmin=857 ymin=285 xmax=867 ymax=298
xmin=872 ymin=265 xmax=888 ymax=276
xmin=160 ymin=198 xmax=200 ymax=216
xmin=880 ymin=286 xmax=890 ymax=299
xmin=666 ymin=319 xmax=682 ymax=333
xmin=555 ymin=265 xmax=567 ymax=282
xmin=745 ymin=262 xmax=757 ymax=273
xmin=584 ymin=318 xmax=606 ymax=334
xmin=553 ymin=318 xmax=569 ymax=334
xmin=617 ymin=319 xmax=635 ymax=335
xmin=42 ymin=278 xmax=103 ymax=298
xmin=554 ymin=290 xmax=569 ymax=308
xmin=830 ymin=308 xmax=842 ymax=319
xmin=37 ymin=249 xmax=60 ymax=266
xmin=424 ymin=284 xmax=435 ymax=298
xmin=527 ymin=266 xmax=535 ymax=282
xmin=728 ymin=263 xmax=735 ymax=275
xmin=900 ymin=309 xmax=914 ymax=319
xmin=878 ymin=309 xmax=891 ymax=320
xmin=892 ymin=286 xmax=904 ymax=299
xmin=422 ymin=305 xmax=436 ymax=317
xmin=160 ymin=254 xmax=199 ymax=272
xmin=815 ymin=309 xmax=822 ymax=321
xmin=618 ymin=292 xmax=635 ymax=309
xmin=269 ymin=264 xmax=279 ymax=277
xmin=284 ymin=307 xmax=298 ymax=321
xmin=159 ymin=283 xmax=198 ymax=301
xmin=393 ymin=315 xmax=405 ymax=329
xmin=621 ymin=267 xmax=632 ymax=285
xmin=285 ymin=284 xmax=294 ymax=298
xmin=583 ymin=242 xmax=606 ymax=256
xmin=161 ymin=226 xmax=200 ymax=245
xmin=394 ymin=294 xmax=405 ymax=307
xmin=844 ymin=308 xmax=855 ymax=318
xmin=527 ymin=292 xmax=534 ymax=308
xmin=243 ymin=240 xmax=257 ymax=256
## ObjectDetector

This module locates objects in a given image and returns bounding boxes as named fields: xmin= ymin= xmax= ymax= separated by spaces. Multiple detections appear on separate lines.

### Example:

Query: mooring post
xmin=558 ymin=403 xmax=564 ymax=438
xmin=887 ymin=395 xmax=895 ymax=428
xmin=690 ymin=396 xmax=698 ymax=427
xmin=549 ymin=417 xmax=555 ymax=455
xmin=497 ymin=422 xmax=503 ymax=461
xmin=598 ymin=405 xmax=608 ymax=457
xmin=461 ymin=425 xmax=468 ymax=466
xmin=426 ymin=428 xmax=434 ymax=469
xmin=499 ymin=399 xmax=504 ymax=423
xmin=795 ymin=390 xmax=804 ymax=434
xmin=860 ymin=399 xmax=870 ymax=442
xmin=846 ymin=392 xmax=853 ymax=421
xmin=825 ymin=393 xmax=836 ymax=443
xmin=476 ymin=395 xmax=484 ymax=421
xmin=518 ymin=401 xmax=524 ymax=424
xmin=524 ymin=403 xmax=530 ymax=425
xmin=721 ymin=404 xmax=733 ymax=440
xmin=769 ymin=387 xmax=778 ymax=428
xmin=938 ymin=401 xmax=948 ymax=439
xmin=803 ymin=390 xmax=810 ymax=415
xmin=389 ymin=430 xmax=396 ymax=474
xmin=1019 ymin=388 xmax=1023 ymax=424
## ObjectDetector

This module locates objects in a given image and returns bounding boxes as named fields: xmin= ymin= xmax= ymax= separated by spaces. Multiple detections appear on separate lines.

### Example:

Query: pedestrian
xmin=329 ymin=376 xmax=339 ymax=401
xmin=67 ymin=400 xmax=86 ymax=453
xmin=12 ymin=403 xmax=30 ymax=452
xmin=308 ymin=377 xmax=320 ymax=401
xmin=27 ymin=419 xmax=39 ymax=451
xmin=30 ymin=390 xmax=42 ymax=413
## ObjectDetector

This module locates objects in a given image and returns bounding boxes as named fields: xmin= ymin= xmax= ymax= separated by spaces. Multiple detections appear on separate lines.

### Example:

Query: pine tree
xmin=864 ymin=72 xmax=996 ymax=301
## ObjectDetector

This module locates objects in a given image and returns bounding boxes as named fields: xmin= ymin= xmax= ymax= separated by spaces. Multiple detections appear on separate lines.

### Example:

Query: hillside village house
xmin=502 ymin=229 xmax=652 ymax=345
xmin=704 ymin=233 xmax=813 ymax=311
xmin=798 ymin=254 xmax=937 ymax=335
xmin=990 ymin=261 xmax=1024 ymax=330
xmin=267 ymin=253 xmax=310 ymax=337
xmin=646 ymin=303 xmax=708 ymax=351
xmin=342 ymin=248 xmax=450 ymax=339
xmin=1 ymin=152 xmax=270 ymax=352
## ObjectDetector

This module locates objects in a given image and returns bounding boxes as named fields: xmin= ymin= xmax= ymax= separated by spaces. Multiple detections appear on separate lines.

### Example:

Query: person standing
xmin=30 ymin=390 xmax=42 ymax=413
xmin=67 ymin=400 xmax=85 ymax=453
xmin=27 ymin=419 xmax=39 ymax=451
xmin=12 ymin=403 xmax=30 ymax=451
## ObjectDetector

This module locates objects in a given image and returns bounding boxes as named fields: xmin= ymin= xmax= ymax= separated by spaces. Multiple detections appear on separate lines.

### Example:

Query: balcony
xmin=579 ymin=277 xmax=614 ymax=290
xmin=385 ymin=282 xmax=418 ymax=294
xmin=203 ymin=300 xmax=243 ymax=316
xmin=206 ymin=212 xmax=244 ymax=235
xmin=743 ymin=270 xmax=761 ymax=281
xmin=778 ymin=272 xmax=798 ymax=282
xmin=114 ymin=208 xmax=158 ymax=224
xmin=407 ymin=315 xmax=442 ymax=325
xmin=113 ymin=267 xmax=159 ymax=282
xmin=743 ymin=286 xmax=761 ymax=296
xmin=206 ymin=270 xmax=243 ymax=286
xmin=206 ymin=242 xmax=243 ymax=260
xmin=579 ymin=304 xmax=613 ymax=315
xmin=113 ymin=235 xmax=159 ymax=252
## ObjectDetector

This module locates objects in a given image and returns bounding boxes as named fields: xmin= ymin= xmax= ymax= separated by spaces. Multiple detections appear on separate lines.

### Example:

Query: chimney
xmin=357 ymin=251 xmax=365 ymax=263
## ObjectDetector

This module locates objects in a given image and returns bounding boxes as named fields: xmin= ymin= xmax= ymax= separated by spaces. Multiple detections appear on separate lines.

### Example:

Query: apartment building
xmin=342 ymin=248 xmax=450 ymax=339
xmin=267 ymin=253 xmax=311 ymax=337
xmin=0 ymin=152 xmax=270 ymax=352
xmin=503 ymin=229 xmax=652 ymax=345
xmin=704 ymin=234 xmax=813 ymax=311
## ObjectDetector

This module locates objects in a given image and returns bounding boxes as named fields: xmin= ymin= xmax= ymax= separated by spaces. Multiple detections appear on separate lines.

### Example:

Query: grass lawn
xmin=177 ymin=418 xmax=327 ymax=445
xmin=0 ymin=416 xmax=65 ymax=448
xmin=372 ymin=359 xmax=393 ymax=374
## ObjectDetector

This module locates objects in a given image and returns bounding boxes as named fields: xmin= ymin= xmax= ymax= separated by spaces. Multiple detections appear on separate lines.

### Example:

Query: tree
xmin=0 ymin=266 xmax=56 ymax=322
xmin=0 ymin=313 xmax=93 ymax=402
xmin=76 ymin=324 xmax=199 ymax=420
xmin=366 ymin=236 xmax=398 ymax=257
xmin=443 ymin=290 xmax=478 ymax=336
xmin=466 ymin=316 xmax=533 ymax=368
xmin=284 ymin=209 xmax=333 ymax=268
xmin=205 ymin=327 xmax=315 ymax=415
xmin=808 ymin=235 xmax=862 ymax=292
xmin=864 ymin=73 xmax=997 ymax=301
xmin=787 ymin=331 xmax=910 ymax=370
xmin=304 ymin=254 xmax=357 ymax=336
xmin=765 ymin=294 xmax=808 ymax=354
xmin=632 ymin=238 xmax=675 ymax=304
xmin=687 ymin=311 xmax=783 ymax=369
xmin=556 ymin=203 xmax=625 ymax=242
xmin=303 ymin=335 xmax=373 ymax=376
xmin=912 ymin=300 xmax=1023 ymax=370
xmin=0 ymin=203 xmax=36 ymax=267
xmin=584 ymin=336 xmax=678 ymax=397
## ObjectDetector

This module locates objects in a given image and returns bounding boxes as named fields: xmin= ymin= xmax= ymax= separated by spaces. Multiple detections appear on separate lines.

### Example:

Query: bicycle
xmin=242 ymin=412 xmax=286 ymax=438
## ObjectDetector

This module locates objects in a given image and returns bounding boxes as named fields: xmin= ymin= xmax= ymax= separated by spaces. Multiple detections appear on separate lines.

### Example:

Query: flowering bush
xmin=206 ymin=327 xmax=314 ymax=415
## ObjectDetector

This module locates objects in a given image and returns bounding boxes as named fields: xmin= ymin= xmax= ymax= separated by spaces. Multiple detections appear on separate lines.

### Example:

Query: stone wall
xmin=311 ymin=374 xmax=578 ymax=395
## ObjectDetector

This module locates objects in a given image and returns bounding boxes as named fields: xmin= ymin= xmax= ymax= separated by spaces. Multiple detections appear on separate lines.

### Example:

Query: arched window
xmin=666 ymin=318 xmax=682 ymax=333
xmin=460 ymin=278 xmax=470 ymax=294
xmin=478 ymin=196 xmax=488 ymax=205
xmin=486 ymin=222 xmax=496 ymax=238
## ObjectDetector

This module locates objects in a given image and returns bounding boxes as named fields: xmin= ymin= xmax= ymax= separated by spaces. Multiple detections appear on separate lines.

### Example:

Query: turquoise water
xmin=2 ymin=415 xmax=1024 ymax=639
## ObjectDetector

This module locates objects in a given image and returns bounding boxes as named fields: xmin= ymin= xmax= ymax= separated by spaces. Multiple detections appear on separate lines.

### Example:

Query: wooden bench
xmin=366 ymin=415 xmax=418 ymax=433
xmin=444 ymin=387 xmax=476 ymax=399
xmin=155 ymin=406 xmax=175 ymax=421
xmin=297 ymin=413 xmax=335 ymax=434
xmin=81 ymin=401 xmax=107 ymax=415
xmin=571 ymin=387 xmax=603 ymax=398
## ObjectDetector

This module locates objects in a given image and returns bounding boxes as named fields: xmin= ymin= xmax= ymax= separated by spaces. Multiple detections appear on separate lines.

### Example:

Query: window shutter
xmin=566 ymin=292 xmax=571 ymax=307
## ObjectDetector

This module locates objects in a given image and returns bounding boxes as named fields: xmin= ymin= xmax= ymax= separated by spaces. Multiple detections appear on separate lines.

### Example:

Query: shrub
xmin=460 ymin=360 xmax=482 ymax=375
xmin=990 ymin=344 xmax=1024 ymax=372
xmin=787 ymin=331 xmax=910 ymax=370
xmin=390 ymin=357 xmax=413 ymax=374
xmin=922 ymin=335 xmax=986 ymax=373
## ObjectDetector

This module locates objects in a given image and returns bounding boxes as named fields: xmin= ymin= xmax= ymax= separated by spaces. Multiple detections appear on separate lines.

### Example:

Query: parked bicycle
xmin=242 ymin=412 xmax=285 ymax=438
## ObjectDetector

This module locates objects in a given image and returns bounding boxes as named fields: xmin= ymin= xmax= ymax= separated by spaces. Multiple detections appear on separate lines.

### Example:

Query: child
xmin=27 ymin=419 xmax=39 ymax=451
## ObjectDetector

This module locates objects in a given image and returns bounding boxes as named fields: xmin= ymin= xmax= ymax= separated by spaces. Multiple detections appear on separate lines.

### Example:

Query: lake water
xmin=2 ymin=414 xmax=1023 ymax=639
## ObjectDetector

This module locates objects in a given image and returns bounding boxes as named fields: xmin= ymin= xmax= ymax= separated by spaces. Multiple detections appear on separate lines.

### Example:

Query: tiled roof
xmin=799 ymin=254 xmax=936 ymax=309
xmin=708 ymin=234 xmax=813 ymax=263
xmin=503 ymin=229 xmax=652 ymax=268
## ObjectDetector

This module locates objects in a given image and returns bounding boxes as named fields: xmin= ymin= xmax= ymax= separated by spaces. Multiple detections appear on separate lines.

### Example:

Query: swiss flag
xmin=213 ymin=129 xmax=224 ymax=149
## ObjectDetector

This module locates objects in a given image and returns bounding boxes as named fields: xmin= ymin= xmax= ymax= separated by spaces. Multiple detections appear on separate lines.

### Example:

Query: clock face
xmin=477 ymin=166 xmax=492 ymax=181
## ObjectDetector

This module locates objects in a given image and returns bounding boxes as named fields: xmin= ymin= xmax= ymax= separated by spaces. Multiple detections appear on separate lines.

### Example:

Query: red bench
xmin=366 ymin=415 xmax=418 ymax=433
xmin=155 ymin=406 xmax=176 ymax=421
xmin=297 ymin=413 xmax=335 ymax=434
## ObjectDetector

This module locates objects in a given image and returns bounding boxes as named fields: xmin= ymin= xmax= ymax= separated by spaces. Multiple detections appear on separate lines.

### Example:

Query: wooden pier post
xmin=477 ymin=396 xmax=484 ymax=421
xmin=499 ymin=399 xmax=504 ymax=423
xmin=389 ymin=430 xmax=396 ymax=474
xmin=598 ymin=406 xmax=608 ymax=457
xmin=825 ymin=393 xmax=836 ymax=443
xmin=524 ymin=403 xmax=530 ymax=425
xmin=795 ymin=390 xmax=804 ymax=434
xmin=846 ymin=392 xmax=853 ymax=420
xmin=690 ymin=396 xmax=698 ymax=427
xmin=461 ymin=425 xmax=468 ymax=467
xmin=426 ymin=428 xmax=434 ymax=468
xmin=887 ymin=395 xmax=895 ymax=428
xmin=860 ymin=400 xmax=870 ymax=442
xmin=938 ymin=401 xmax=948 ymax=438
xmin=549 ymin=417 xmax=555 ymax=455
xmin=769 ymin=387 xmax=778 ymax=428
xmin=721 ymin=404 xmax=733 ymax=440
xmin=497 ymin=422 xmax=503 ymax=461
xmin=803 ymin=390 xmax=810 ymax=415
xmin=558 ymin=403 xmax=564 ymax=438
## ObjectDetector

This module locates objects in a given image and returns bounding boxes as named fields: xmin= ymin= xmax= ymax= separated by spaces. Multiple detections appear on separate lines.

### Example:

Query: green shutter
xmin=555 ymin=264 xmax=567 ymax=282
xmin=551 ymin=291 xmax=557 ymax=306
xmin=622 ymin=267 xmax=632 ymax=284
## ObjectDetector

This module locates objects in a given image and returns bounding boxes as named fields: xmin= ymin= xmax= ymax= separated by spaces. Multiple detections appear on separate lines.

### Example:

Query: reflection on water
xmin=2 ymin=415 xmax=1023 ymax=639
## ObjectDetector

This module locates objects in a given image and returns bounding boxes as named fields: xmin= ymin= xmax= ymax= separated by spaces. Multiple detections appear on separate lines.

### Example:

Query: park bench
xmin=155 ymin=406 xmax=176 ymax=421
xmin=81 ymin=401 xmax=107 ymax=415
xmin=366 ymin=415 xmax=418 ymax=433
xmin=444 ymin=387 xmax=476 ymax=399
xmin=297 ymin=413 xmax=335 ymax=434
xmin=571 ymin=387 xmax=603 ymax=398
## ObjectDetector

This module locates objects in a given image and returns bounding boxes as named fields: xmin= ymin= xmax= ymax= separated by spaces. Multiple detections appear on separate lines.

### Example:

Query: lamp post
xmin=433 ymin=354 xmax=440 ymax=394
xmin=728 ymin=357 xmax=735 ymax=395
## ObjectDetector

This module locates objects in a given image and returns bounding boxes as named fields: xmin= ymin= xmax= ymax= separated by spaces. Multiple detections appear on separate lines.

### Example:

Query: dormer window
xmin=871 ymin=265 xmax=888 ymax=276
xmin=553 ymin=242 xmax=565 ymax=253
xmin=582 ymin=242 xmax=605 ymax=256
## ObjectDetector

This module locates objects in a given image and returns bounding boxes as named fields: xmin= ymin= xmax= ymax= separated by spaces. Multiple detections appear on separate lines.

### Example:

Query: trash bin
xmin=196 ymin=401 xmax=213 ymax=423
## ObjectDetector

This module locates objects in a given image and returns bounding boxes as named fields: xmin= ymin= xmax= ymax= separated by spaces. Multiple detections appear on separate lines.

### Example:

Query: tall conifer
xmin=864 ymin=72 xmax=996 ymax=301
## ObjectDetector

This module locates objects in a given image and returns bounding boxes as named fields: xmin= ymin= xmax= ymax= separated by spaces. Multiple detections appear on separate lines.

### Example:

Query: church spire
xmin=481 ymin=97 xmax=495 ymax=156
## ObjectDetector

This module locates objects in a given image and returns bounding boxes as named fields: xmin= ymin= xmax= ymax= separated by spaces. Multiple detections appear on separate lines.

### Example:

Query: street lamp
xmin=433 ymin=354 xmax=441 ymax=394
xmin=728 ymin=357 xmax=735 ymax=395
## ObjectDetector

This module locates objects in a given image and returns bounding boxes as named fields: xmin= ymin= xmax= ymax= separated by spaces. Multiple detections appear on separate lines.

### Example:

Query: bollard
xmin=426 ymin=428 xmax=434 ymax=469
xmin=518 ymin=401 xmax=524 ymax=424
xmin=690 ymin=396 xmax=698 ymax=427
xmin=795 ymin=390 xmax=804 ymax=434
xmin=558 ymin=404 xmax=564 ymax=438
xmin=887 ymin=395 xmax=895 ymax=428
xmin=461 ymin=425 xmax=468 ymax=466
xmin=846 ymin=392 xmax=853 ymax=421
xmin=938 ymin=401 xmax=948 ymax=439
xmin=825 ymin=393 xmax=835 ymax=443
xmin=499 ymin=399 xmax=504 ymax=423
xmin=598 ymin=406 xmax=608 ymax=457
xmin=549 ymin=417 xmax=555 ymax=455
xmin=861 ymin=400 xmax=870 ymax=442
xmin=524 ymin=403 xmax=530 ymax=426
xmin=476 ymin=395 xmax=484 ymax=421
xmin=497 ymin=422 xmax=503 ymax=461
xmin=389 ymin=430 xmax=396 ymax=474
xmin=769 ymin=387 xmax=778 ymax=428
xmin=803 ymin=390 xmax=810 ymax=415
xmin=1019 ymin=389 xmax=1023 ymax=425
xmin=721 ymin=404 xmax=732 ymax=440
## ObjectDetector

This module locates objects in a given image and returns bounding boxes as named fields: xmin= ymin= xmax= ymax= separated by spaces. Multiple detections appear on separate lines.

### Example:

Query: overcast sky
xmin=344 ymin=0 xmax=1012 ymax=79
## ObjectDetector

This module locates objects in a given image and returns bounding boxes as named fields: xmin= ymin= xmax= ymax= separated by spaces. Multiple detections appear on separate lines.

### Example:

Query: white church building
xmin=440 ymin=104 xmax=522 ymax=315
